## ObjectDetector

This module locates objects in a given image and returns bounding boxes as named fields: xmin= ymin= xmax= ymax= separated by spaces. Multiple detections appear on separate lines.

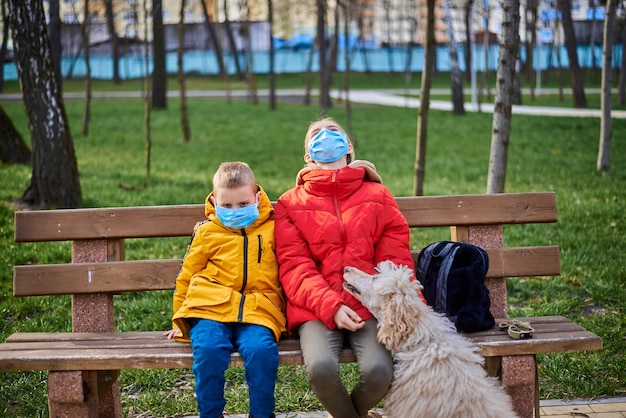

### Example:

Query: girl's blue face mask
xmin=215 ymin=203 xmax=260 ymax=230
xmin=308 ymin=128 xmax=349 ymax=163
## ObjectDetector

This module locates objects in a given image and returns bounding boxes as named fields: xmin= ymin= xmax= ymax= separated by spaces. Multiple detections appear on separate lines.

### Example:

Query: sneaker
xmin=366 ymin=411 xmax=383 ymax=418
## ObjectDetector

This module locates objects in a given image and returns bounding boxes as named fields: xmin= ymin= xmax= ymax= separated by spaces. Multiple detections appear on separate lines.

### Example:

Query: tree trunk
xmin=486 ymin=0 xmax=520 ymax=194
xmin=241 ymin=7 xmax=257 ymax=105
xmin=0 ymin=0 xmax=10 ymax=93
xmin=82 ymin=0 xmax=91 ymax=136
xmin=200 ymin=0 xmax=228 ymax=82
xmin=617 ymin=22 xmax=626 ymax=106
xmin=152 ymin=0 xmax=167 ymax=109
xmin=222 ymin=0 xmax=243 ymax=80
xmin=0 ymin=104 xmax=31 ymax=164
xmin=104 ymin=0 xmax=121 ymax=84
xmin=8 ymin=0 xmax=81 ymax=209
xmin=414 ymin=0 xmax=436 ymax=196
xmin=525 ymin=0 xmax=538 ymax=99
xmin=464 ymin=0 xmax=473 ymax=84
xmin=178 ymin=0 xmax=191 ymax=142
xmin=557 ymin=0 xmax=587 ymax=108
xmin=143 ymin=0 xmax=152 ymax=180
xmin=318 ymin=0 xmax=332 ymax=110
xmin=597 ymin=0 xmax=617 ymax=172
xmin=443 ymin=0 xmax=465 ymax=114
xmin=47 ymin=0 xmax=63 ymax=89
xmin=329 ymin=5 xmax=339 ymax=72
xmin=268 ymin=0 xmax=276 ymax=110
xmin=342 ymin=0 xmax=352 ymax=133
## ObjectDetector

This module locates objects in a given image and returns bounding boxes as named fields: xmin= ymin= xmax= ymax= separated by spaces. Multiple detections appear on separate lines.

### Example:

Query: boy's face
xmin=212 ymin=185 xmax=258 ymax=209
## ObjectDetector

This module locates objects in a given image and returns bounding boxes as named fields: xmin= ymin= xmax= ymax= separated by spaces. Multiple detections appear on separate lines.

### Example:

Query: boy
xmin=164 ymin=161 xmax=286 ymax=418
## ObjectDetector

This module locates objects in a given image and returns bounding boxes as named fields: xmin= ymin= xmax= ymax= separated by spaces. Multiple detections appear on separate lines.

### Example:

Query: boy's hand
xmin=163 ymin=329 xmax=182 ymax=339
xmin=334 ymin=305 xmax=364 ymax=332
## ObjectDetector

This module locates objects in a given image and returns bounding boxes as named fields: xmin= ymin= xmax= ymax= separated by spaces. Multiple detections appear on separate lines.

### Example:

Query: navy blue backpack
xmin=416 ymin=241 xmax=495 ymax=333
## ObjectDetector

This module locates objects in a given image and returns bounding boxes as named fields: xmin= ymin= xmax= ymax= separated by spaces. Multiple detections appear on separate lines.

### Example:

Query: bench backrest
xmin=13 ymin=192 xmax=559 ymax=331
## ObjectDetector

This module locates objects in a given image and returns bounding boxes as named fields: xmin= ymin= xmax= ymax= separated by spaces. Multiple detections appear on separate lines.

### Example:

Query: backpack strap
xmin=417 ymin=241 xmax=459 ymax=315
xmin=435 ymin=243 xmax=459 ymax=317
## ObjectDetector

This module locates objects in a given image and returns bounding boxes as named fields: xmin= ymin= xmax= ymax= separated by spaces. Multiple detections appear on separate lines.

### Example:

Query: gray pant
xmin=298 ymin=319 xmax=393 ymax=418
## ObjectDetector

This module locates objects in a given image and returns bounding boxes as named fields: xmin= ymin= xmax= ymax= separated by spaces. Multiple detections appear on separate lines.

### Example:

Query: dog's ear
xmin=377 ymin=288 xmax=421 ymax=352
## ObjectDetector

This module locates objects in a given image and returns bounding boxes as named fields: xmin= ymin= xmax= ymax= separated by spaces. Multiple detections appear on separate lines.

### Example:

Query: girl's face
xmin=304 ymin=121 xmax=353 ymax=168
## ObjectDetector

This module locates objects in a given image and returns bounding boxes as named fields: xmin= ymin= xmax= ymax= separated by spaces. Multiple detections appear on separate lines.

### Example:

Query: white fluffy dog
xmin=343 ymin=260 xmax=519 ymax=418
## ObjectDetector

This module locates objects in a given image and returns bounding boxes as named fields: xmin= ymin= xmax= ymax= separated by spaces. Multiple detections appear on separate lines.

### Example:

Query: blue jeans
xmin=188 ymin=319 xmax=278 ymax=418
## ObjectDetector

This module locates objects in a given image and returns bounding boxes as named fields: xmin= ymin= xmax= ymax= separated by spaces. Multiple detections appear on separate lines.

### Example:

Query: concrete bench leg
xmin=48 ymin=370 xmax=122 ymax=418
xmin=501 ymin=355 xmax=537 ymax=418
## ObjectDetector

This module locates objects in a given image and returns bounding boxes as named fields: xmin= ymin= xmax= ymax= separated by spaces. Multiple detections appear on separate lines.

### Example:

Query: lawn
xmin=0 ymin=76 xmax=624 ymax=416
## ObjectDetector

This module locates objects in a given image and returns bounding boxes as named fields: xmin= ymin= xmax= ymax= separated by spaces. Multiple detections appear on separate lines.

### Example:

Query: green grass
xmin=1 ymin=79 xmax=625 ymax=416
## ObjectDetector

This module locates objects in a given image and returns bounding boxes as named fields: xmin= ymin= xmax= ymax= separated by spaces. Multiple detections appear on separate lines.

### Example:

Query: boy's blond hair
xmin=213 ymin=162 xmax=257 ymax=190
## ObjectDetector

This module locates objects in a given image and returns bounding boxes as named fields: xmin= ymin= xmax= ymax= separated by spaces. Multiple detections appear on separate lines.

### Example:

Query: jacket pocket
xmin=186 ymin=277 xmax=234 ymax=307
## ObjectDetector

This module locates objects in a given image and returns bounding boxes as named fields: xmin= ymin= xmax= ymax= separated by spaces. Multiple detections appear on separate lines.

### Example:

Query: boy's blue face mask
xmin=308 ymin=128 xmax=349 ymax=163
xmin=215 ymin=203 xmax=260 ymax=230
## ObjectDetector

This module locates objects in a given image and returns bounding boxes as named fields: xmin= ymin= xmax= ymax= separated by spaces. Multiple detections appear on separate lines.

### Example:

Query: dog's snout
xmin=344 ymin=267 xmax=351 ymax=273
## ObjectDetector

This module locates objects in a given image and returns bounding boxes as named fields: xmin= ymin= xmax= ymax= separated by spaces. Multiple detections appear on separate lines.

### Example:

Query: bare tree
xmin=443 ymin=0 xmax=465 ymax=114
xmin=486 ymin=0 xmax=520 ymax=194
xmin=237 ymin=0 xmax=258 ymax=104
xmin=597 ymin=0 xmax=618 ymax=172
xmin=318 ymin=0 xmax=332 ymax=109
xmin=557 ymin=0 xmax=587 ymax=108
xmin=81 ymin=0 xmax=92 ymax=136
xmin=223 ymin=0 xmax=244 ymax=80
xmin=414 ymin=0 xmax=436 ymax=196
xmin=617 ymin=15 xmax=626 ymax=106
xmin=0 ymin=104 xmax=31 ymax=164
xmin=103 ymin=0 xmax=121 ymax=84
xmin=0 ymin=0 xmax=10 ymax=93
xmin=524 ymin=0 xmax=538 ymax=99
xmin=268 ymin=0 xmax=276 ymax=110
xmin=48 ymin=0 xmax=62 ymax=88
xmin=339 ymin=0 xmax=353 ymax=132
xmin=200 ymin=0 xmax=228 ymax=82
xmin=464 ymin=0 xmax=474 ymax=84
xmin=143 ymin=0 xmax=152 ymax=180
xmin=7 ymin=0 xmax=81 ymax=209
xmin=152 ymin=0 xmax=167 ymax=109
xmin=178 ymin=0 xmax=191 ymax=141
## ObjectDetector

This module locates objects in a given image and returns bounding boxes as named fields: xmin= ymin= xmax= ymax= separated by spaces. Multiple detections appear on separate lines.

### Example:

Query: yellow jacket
xmin=172 ymin=186 xmax=286 ymax=342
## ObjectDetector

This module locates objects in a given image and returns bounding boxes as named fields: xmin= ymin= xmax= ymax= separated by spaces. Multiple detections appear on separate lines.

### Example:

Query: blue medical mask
xmin=308 ymin=128 xmax=350 ymax=163
xmin=215 ymin=203 xmax=260 ymax=229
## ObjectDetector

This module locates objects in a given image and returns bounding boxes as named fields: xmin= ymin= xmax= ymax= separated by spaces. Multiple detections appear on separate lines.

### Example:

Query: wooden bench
xmin=0 ymin=192 xmax=602 ymax=418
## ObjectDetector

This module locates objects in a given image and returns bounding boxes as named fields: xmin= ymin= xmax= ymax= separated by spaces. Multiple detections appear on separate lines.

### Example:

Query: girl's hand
xmin=163 ymin=329 xmax=182 ymax=340
xmin=334 ymin=305 xmax=364 ymax=332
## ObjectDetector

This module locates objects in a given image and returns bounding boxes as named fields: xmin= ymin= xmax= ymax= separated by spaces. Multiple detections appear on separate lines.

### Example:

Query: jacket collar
xmin=300 ymin=166 xmax=366 ymax=198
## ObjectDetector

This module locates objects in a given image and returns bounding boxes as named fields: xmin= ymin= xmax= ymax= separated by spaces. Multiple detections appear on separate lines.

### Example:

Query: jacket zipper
xmin=331 ymin=171 xmax=347 ymax=263
xmin=257 ymin=234 xmax=263 ymax=263
xmin=238 ymin=229 xmax=248 ymax=322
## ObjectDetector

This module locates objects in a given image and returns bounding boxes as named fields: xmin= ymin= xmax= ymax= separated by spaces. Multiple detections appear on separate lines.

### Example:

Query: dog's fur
xmin=343 ymin=261 xmax=519 ymax=418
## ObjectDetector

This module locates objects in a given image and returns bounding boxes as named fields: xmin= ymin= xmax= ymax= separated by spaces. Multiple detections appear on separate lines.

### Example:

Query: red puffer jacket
xmin=275 ymin=165 xmax=419 ymax=332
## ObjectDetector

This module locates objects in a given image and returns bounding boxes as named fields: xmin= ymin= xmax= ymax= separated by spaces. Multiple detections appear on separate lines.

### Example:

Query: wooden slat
xmin=13 ymin=247 xmax=560 ymax=297
xmin=14 ymin=204 xmax=205 ymax=242
xmin=0 ymin=316 xmax=601 ymax=372
xmin=0 ymin=332 xmax=355 ymax=370
xmin=14 ymin=193 xmax=557 ymax=243
xmin=472 ymin=316 xmax=603 ymax=356
xmin=13 ymin=259 xmax=181 ymax=296
xmin=397 ymin=192 xmax=557 ymax=227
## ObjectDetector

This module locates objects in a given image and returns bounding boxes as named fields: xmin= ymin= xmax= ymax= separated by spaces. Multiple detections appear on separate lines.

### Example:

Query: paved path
xmin=176 ymin=397 xmax=626 ymax=418
xmin=2 ymin=88 xmax=625 ymax=118
xmin=330 ymin=89 xmax=626 ymax=119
